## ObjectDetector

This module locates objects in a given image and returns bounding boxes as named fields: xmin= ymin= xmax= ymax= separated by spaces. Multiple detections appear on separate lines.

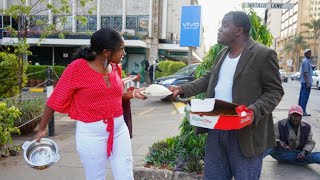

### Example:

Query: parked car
xmin=279 ymin=71 xmax=288 ymax=83
xmin=154 ymin=63 xmax=200 ymax=87
xmin=291 ymin=72 xmax=300 ymax=81
xmin=154 ymin=63 xmax=200 ymax=101
xmin=312 ymin=70 xmax=320 ymax=89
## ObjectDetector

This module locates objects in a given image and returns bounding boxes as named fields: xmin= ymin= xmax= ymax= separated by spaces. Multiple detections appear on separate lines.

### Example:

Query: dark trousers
xmin=204 ymin=130 xmax=263 ymax=180
xmin=298 ymin=83 xmax=311 ymax=113
xmin=264 ymin=147 xmax=320 ymax=165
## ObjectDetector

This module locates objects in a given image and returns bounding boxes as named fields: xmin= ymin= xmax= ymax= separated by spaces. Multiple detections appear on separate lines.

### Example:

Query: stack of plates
xmin=141 ymin=84 xmax=172 ymax=98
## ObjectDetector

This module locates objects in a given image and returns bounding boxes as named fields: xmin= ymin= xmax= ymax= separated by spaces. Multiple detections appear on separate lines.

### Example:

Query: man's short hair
xmin=225 ymin=11 xmax=251 ymax=35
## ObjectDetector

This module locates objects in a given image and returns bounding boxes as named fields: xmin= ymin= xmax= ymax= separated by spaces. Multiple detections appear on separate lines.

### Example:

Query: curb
xmin=29 ymin=88 xmax=46 ymax=92
xmin=133 ymin=167 xmax=203 ymax=180
xmin=171 ymin=102 xmax=186 ymax=114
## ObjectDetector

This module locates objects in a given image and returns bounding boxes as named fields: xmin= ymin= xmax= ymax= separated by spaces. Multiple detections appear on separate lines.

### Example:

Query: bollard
xmin=46 ymin=67 xmax=55 ymax=136
xmin=136 ymin=74 xmax=140 ymax=88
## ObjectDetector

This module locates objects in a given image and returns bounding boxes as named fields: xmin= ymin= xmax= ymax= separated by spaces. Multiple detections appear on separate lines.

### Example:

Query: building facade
xmin=0 ymin=0 xmax=205 ymax=82
xmin=275 ymin=0 xmax=319 ymax=72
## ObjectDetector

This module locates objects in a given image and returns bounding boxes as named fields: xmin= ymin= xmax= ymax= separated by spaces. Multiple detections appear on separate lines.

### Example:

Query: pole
xmin=188 ymin=47 xmax=192 ymax=65
xmin=46 ymin=67 xmax=55 ymax=136
xmin=152 ymin=59 xmax=156 ymax=83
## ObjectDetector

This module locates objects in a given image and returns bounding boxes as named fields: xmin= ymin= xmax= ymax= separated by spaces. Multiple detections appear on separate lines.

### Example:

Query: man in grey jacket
xmin=169 ymin=11 xmax=284 ymax=179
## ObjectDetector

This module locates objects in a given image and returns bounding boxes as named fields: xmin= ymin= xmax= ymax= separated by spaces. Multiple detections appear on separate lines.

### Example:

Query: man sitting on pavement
xmin=264 ymin=105 xmax=320 ymax=165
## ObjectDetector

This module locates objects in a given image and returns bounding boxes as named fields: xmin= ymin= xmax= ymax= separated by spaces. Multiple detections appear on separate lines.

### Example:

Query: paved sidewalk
xmin=0 ymin=96 xmax=319 ymax=179
xmin=0 ymin=98 xmax=184 ymax=180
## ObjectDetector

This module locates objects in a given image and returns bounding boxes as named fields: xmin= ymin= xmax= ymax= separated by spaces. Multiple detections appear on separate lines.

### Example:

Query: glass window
xmin=3 ymin=16 xmax=11 ymax=28
xmin=294 ymin=4 xmax=298 ymax=13
xmin=138 ymin=16 xmax=149 ymax=32
xmin=293 ymin=14 xmax=297 ymax=22
xmin=88 ymin=16 xmax=97 ymax=31
xmin=101 ymin=16 xmax=111 ymax=28
xmin=54 ymin=16 xmax=72 ymax=31
xmin=112 ymin=16 xmax=122 ymax=31
xmin=126 ymin=16 xmax=137 ymax=31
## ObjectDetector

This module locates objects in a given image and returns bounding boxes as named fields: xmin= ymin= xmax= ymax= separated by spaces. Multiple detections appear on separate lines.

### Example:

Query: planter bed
xmin=133 ymin=167 xmax=203 ymax=180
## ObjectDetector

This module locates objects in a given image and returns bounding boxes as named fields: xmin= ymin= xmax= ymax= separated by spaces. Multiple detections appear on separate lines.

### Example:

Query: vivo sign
xmin=182 ymin=22 xmax=200 ymax=30
xmin=180 ymin=6 xmax=201 ymax=47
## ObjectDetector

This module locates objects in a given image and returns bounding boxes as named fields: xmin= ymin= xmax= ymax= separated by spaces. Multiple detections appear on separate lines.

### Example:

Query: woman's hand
xmin=133 ymin=88 xmax=147 ymax=100
xmin=34 ymin=130 xmax=46 ymax=142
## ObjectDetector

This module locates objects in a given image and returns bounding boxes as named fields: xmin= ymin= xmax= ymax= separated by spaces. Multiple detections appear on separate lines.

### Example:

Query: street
xmin=0 ymin=80 xmax=319 ymax=179
xmin=261 ymin=80 xmax=320 ymax=179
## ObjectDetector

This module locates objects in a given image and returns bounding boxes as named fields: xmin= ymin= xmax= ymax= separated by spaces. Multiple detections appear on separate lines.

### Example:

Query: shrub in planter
xmin=0 ymin=52 xmax=27 ymax=98
xmin=168 ymin=62 xmax=186 ymax=74
xmin=8 ymin=98 xmax=45 ymax=135
xmin=0 ymin=102 xmax=21 ymax=156
xmin=156 ymin=60 xmax=186 ymax=78
xmin=26 ymin=65 xmax=47 ymax=87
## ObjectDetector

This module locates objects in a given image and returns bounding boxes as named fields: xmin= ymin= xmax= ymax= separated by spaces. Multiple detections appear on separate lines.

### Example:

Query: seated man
xmin=264 ymin=105 xmax=320 ymax=165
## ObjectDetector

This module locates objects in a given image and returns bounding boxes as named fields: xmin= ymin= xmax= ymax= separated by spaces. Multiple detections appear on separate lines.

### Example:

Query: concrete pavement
xmin=0 ymin=82 xmax=320 ymax=179
xmin=0 ymin=98 xmax=184 ymax=180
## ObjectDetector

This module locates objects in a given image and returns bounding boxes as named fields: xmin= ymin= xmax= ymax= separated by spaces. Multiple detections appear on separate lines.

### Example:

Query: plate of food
xmin=141 ymin=84 xmax=172 ymax=98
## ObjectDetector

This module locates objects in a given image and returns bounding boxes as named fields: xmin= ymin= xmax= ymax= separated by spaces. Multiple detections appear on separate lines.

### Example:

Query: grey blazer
xmin=180 ymin=39 xmax=284 ymax=157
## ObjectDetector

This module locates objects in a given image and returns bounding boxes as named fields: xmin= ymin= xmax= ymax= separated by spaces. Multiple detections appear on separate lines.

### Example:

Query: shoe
xmin=303 ymin=113 xmax=311 ymax=116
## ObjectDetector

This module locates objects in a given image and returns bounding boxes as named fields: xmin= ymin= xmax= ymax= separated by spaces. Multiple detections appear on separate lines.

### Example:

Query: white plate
xmin=141 ymin=91 xmax=172 ymax=99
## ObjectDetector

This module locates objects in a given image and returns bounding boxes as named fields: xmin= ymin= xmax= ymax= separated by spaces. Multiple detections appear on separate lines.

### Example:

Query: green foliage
xmin=0 ymin=52 xmax=27 ymax=98
xmin=247 ymin=9 xmax=273 ymax=47
xmin=145 ymin=137 xmax=179 ymax=169
xmin=122 ymin=70 xmax=127 ymax=78
xmin=6 ymin=98 xmax=45 ymax=135
xmin=156 ymin=60 xmax=186 ymax=78
xmin=0 ymin=0 xmax=94 ymax=94
xmin=0 ymin=102 xmax=21 ymax=156
xmin=26 ymin=65 xmax=46 ymax=80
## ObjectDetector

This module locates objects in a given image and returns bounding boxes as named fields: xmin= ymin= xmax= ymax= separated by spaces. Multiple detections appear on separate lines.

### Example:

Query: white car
xmin=291 ymin=72 xmax=300 ymax=80
xmin=312 ymin=70 xmax=320 ymax=89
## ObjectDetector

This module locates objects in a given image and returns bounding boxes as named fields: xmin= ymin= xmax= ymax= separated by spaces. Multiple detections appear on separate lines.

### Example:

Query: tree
xmin=248 ymin=9 xmax=273 ymax=47
xmin=0 ymin=0 xmax=94 ymax=95
xmin=302 ymin=18 xmax=320 ymax=70
xmin=283 ymin=35 xmax=308 ymax=71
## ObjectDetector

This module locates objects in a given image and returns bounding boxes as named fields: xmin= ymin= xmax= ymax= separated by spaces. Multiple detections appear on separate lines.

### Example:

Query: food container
xmin=141 ymin=84 xmax=172 ymax=98
xmin=187 ymin=98 xmax=253 ymax=130
xmin=22 ymin=138 xmax=60 ymax=170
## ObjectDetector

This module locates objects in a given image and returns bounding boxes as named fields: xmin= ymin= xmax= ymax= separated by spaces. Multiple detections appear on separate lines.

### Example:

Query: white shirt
xmin=214 ymin=53 xmax=241 ymax=103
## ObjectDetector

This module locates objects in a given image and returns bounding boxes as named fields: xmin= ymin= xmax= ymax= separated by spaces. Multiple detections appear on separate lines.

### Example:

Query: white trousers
xmin=76 ymin=115 xmax=133 ymax=180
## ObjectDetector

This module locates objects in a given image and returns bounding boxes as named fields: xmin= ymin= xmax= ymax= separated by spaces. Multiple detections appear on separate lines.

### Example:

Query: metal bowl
xmin=22 ymin=138 xmax=60 ymax=170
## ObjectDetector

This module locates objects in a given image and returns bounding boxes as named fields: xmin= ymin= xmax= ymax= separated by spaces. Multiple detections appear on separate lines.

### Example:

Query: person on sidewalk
xmin=169 ymin=11 xmax=284 ymax=180
xmin=298 ymin=49 xmax=313 ymax=116
xmin=264 ymin=105 xmax=319 ymax=165
xmin=148 ymin=60 xmax=162 ymax=84
xmin=34 ymin=28 xmax=146 ymax=180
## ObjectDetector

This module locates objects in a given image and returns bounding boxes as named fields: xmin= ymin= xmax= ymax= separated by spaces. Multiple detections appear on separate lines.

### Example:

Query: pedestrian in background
xmin=169 ymin=11 xmax=284 ymax=179
xmin=148 ymin=60 xmax=162 ymax=84
xmin=34 ymin=28 xmax=146 ymax=180
xmin=298 ymin=49 xmax=313 ymax=116
xmin=264 ymin=105 xmax=320 ymax=165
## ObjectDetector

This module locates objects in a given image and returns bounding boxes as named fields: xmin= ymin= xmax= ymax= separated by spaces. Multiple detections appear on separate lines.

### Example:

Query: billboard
xmin=180 ymin=6 xmax=201 ymax=47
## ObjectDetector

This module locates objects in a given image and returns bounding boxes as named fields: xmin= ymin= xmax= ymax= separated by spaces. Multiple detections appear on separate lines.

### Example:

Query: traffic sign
xmin=242 ymin=2 xmax=294 ymax=9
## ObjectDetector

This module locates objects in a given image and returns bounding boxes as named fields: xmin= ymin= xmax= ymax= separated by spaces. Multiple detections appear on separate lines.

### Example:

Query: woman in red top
xmin=35 ymin=28 xmax=146 ymax=180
